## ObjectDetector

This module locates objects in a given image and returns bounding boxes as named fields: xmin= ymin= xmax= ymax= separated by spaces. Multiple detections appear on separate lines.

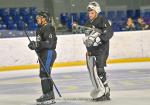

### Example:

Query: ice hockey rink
xmin=0 ymin=62 xmax=150 ymax=105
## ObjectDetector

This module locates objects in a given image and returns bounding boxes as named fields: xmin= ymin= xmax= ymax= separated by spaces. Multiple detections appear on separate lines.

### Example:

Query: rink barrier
xmin=1 ymin=30 xmax=150 ymax=72
xmin=0 ymin=57 xmax=150 ymax=72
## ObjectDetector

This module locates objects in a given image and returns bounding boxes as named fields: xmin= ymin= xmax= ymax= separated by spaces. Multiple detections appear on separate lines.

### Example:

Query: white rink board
xmin=109 ymin=30 xmax=149 ymax=58
xmin=0 ymin=30 xmax=150 ymax=66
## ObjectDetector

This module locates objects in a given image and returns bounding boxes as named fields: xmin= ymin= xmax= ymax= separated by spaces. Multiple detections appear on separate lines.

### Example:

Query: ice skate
xmin=36 ymin=93 xmax=55 ymax=105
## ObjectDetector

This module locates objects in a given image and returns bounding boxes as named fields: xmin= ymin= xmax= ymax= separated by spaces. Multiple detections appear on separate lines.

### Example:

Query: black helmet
xmin=36 ymin=11 xmax=50 ymax=22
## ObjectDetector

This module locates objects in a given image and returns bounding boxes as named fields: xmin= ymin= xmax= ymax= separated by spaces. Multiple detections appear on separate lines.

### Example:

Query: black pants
xmin=38 ymin=49 xmax=56 ymax=95
xmin=94 ymin=51 xmax=108 ymax=85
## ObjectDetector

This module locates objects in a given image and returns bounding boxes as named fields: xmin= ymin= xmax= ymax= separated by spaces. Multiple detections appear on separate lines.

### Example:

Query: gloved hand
xmin=28 ymin=41 xmax=37 ymax=50
xmin=86 ymin=52 xmax=92 ymax=56
xmin=83 ymin=28 xmax=102 ymax=47
xmin=83 ymin=36 xmax=94 ymax=47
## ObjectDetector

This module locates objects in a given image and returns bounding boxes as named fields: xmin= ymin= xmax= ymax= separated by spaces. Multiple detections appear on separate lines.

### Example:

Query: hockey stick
xmin=24 ymin=28 xmax=62 ymax=97
xmin=75 ymin=24 xmax=93 ymax=30
xmin=72 ymin=24 xmax=93 ymax=30
xmin=73 ymin=24 xmax=102 ymax=34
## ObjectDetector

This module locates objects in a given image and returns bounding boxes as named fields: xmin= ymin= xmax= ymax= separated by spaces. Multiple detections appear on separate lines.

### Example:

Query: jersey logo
xmin=49 ymin=33 xmax=53 ymax=38
xmin=36 ymin=35 xmax=41 ymax=41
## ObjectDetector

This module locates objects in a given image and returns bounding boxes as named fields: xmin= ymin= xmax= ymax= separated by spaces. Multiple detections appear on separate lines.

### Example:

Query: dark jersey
xmin=36 ymin=23 xmax=57 ymax=51
xmin=85 ymin=15 xmax=113 ymax=55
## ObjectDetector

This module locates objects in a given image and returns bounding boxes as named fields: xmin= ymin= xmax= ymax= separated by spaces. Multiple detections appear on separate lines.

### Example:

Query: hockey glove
xmin=28 ymin=41 xmax=37 ymax=50
xmin=83 ymin=36 xmax=94 ymax=47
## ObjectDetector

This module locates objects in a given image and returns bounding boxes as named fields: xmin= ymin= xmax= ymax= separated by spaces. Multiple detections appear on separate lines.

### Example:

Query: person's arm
xmin=40 ymin=25 xmax=57 ymax=49
xmin=99 ymin=17 xmax=113 ymax=42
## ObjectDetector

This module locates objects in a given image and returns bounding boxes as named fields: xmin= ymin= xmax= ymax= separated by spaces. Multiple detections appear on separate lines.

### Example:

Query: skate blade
xmin=37 ymin=99 xmax=56 ymax=105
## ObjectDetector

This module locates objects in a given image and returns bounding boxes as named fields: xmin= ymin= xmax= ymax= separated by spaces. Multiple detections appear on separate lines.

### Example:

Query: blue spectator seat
xmin=13 ymin=15 xmax=23 ymax=23
xmin=143 ymin=11 xmax=150 ymax=18
xmin=0 ymin=8 xmax=9 ymax=17
xmin=23 ymin=15 xmax=34 ymax=23
xmin=3 ymin=15 xmax=13 ymax=21
xmin=0 ymin=16 xmax=3 ymax=23
xmin=19 ymin=8 xmax=30 ymax=16
xmin=79 ymin=19 xmax=86 ymax=25
xmin=0 ymin=7 xmax=38 ymax=30
xmin=80 ymin=12 xmax=87 ymax=20
xmin=107 ymin=11 xmax=116 ymax=20
xmin=127 ymin=10 xmax=135 ymax=18
xmin=0 ymin=23 xmax=7 ymax=29
xmin=70 ymin=13 xmax=78 ymax=22
xmin=66 ymin=19 xmax=72 ymax=30
xmin=112 ymin=20 xmax=125 ymax=32
xmin=9 ymin=8 xmax=20 ymax=16
xmin=29 ymin=7 xmax=38 ymax=18
xmin=100 ymin=11 xmax=105 ymax=17
xmin=60 ymin=13 xmax=69 ymax=25
xmin=116 ymin=10 xmax=127 ymax=20
xmin=17 ymin=21 xmax=26 ymax=30
xmin=79 ymin=12 xmax=87 ymax=25
xmin=28 ymin=21 xmax=37 ymax=30
xmin=134 ymin=9 xmax=140 ymax=19
xmin=7 ymin=23 xmax=17 ymax=30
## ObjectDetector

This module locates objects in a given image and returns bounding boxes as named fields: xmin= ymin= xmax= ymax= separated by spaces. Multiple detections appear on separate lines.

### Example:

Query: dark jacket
xmin=36 ymin=23 xmax=57 ymax=51
xmin=85 ymin=15 xmax=113 ymax=56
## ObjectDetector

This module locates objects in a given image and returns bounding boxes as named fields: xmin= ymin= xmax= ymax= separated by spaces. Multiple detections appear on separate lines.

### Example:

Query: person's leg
xmin=37 ymin=50 xmax=56 ymax=102
xmin=86 ymin=53 xmax=105 ymax=99
xmin=95 ymin=54 xmax=110 ymax=101
xmin=96 ymin=68 xmax=107 ymax=86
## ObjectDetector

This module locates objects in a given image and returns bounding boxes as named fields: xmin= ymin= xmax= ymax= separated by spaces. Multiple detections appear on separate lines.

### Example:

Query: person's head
xmin=127 ymin=17 xmax=134 ymax=25
xmin=138 ymin=17 xmax=144 ymax=24
xmin=36 ymin=11 xmax=50 ymax=26
xmin=87 ymin=1 xmax=101 ymax=20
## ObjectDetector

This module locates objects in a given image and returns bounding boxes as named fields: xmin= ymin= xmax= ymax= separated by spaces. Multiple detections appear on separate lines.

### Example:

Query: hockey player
xmin=28 ymin=11 xmax=57 ymax=104
xmin=73 ymin=1 xmax=113 ymax=101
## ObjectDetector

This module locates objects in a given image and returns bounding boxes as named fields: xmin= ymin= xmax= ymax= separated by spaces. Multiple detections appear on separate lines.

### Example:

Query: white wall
xmin=0 ymin=0 xmax=45 ymax=9
xmin=0 ymin=30 xmax=150 ymax=67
